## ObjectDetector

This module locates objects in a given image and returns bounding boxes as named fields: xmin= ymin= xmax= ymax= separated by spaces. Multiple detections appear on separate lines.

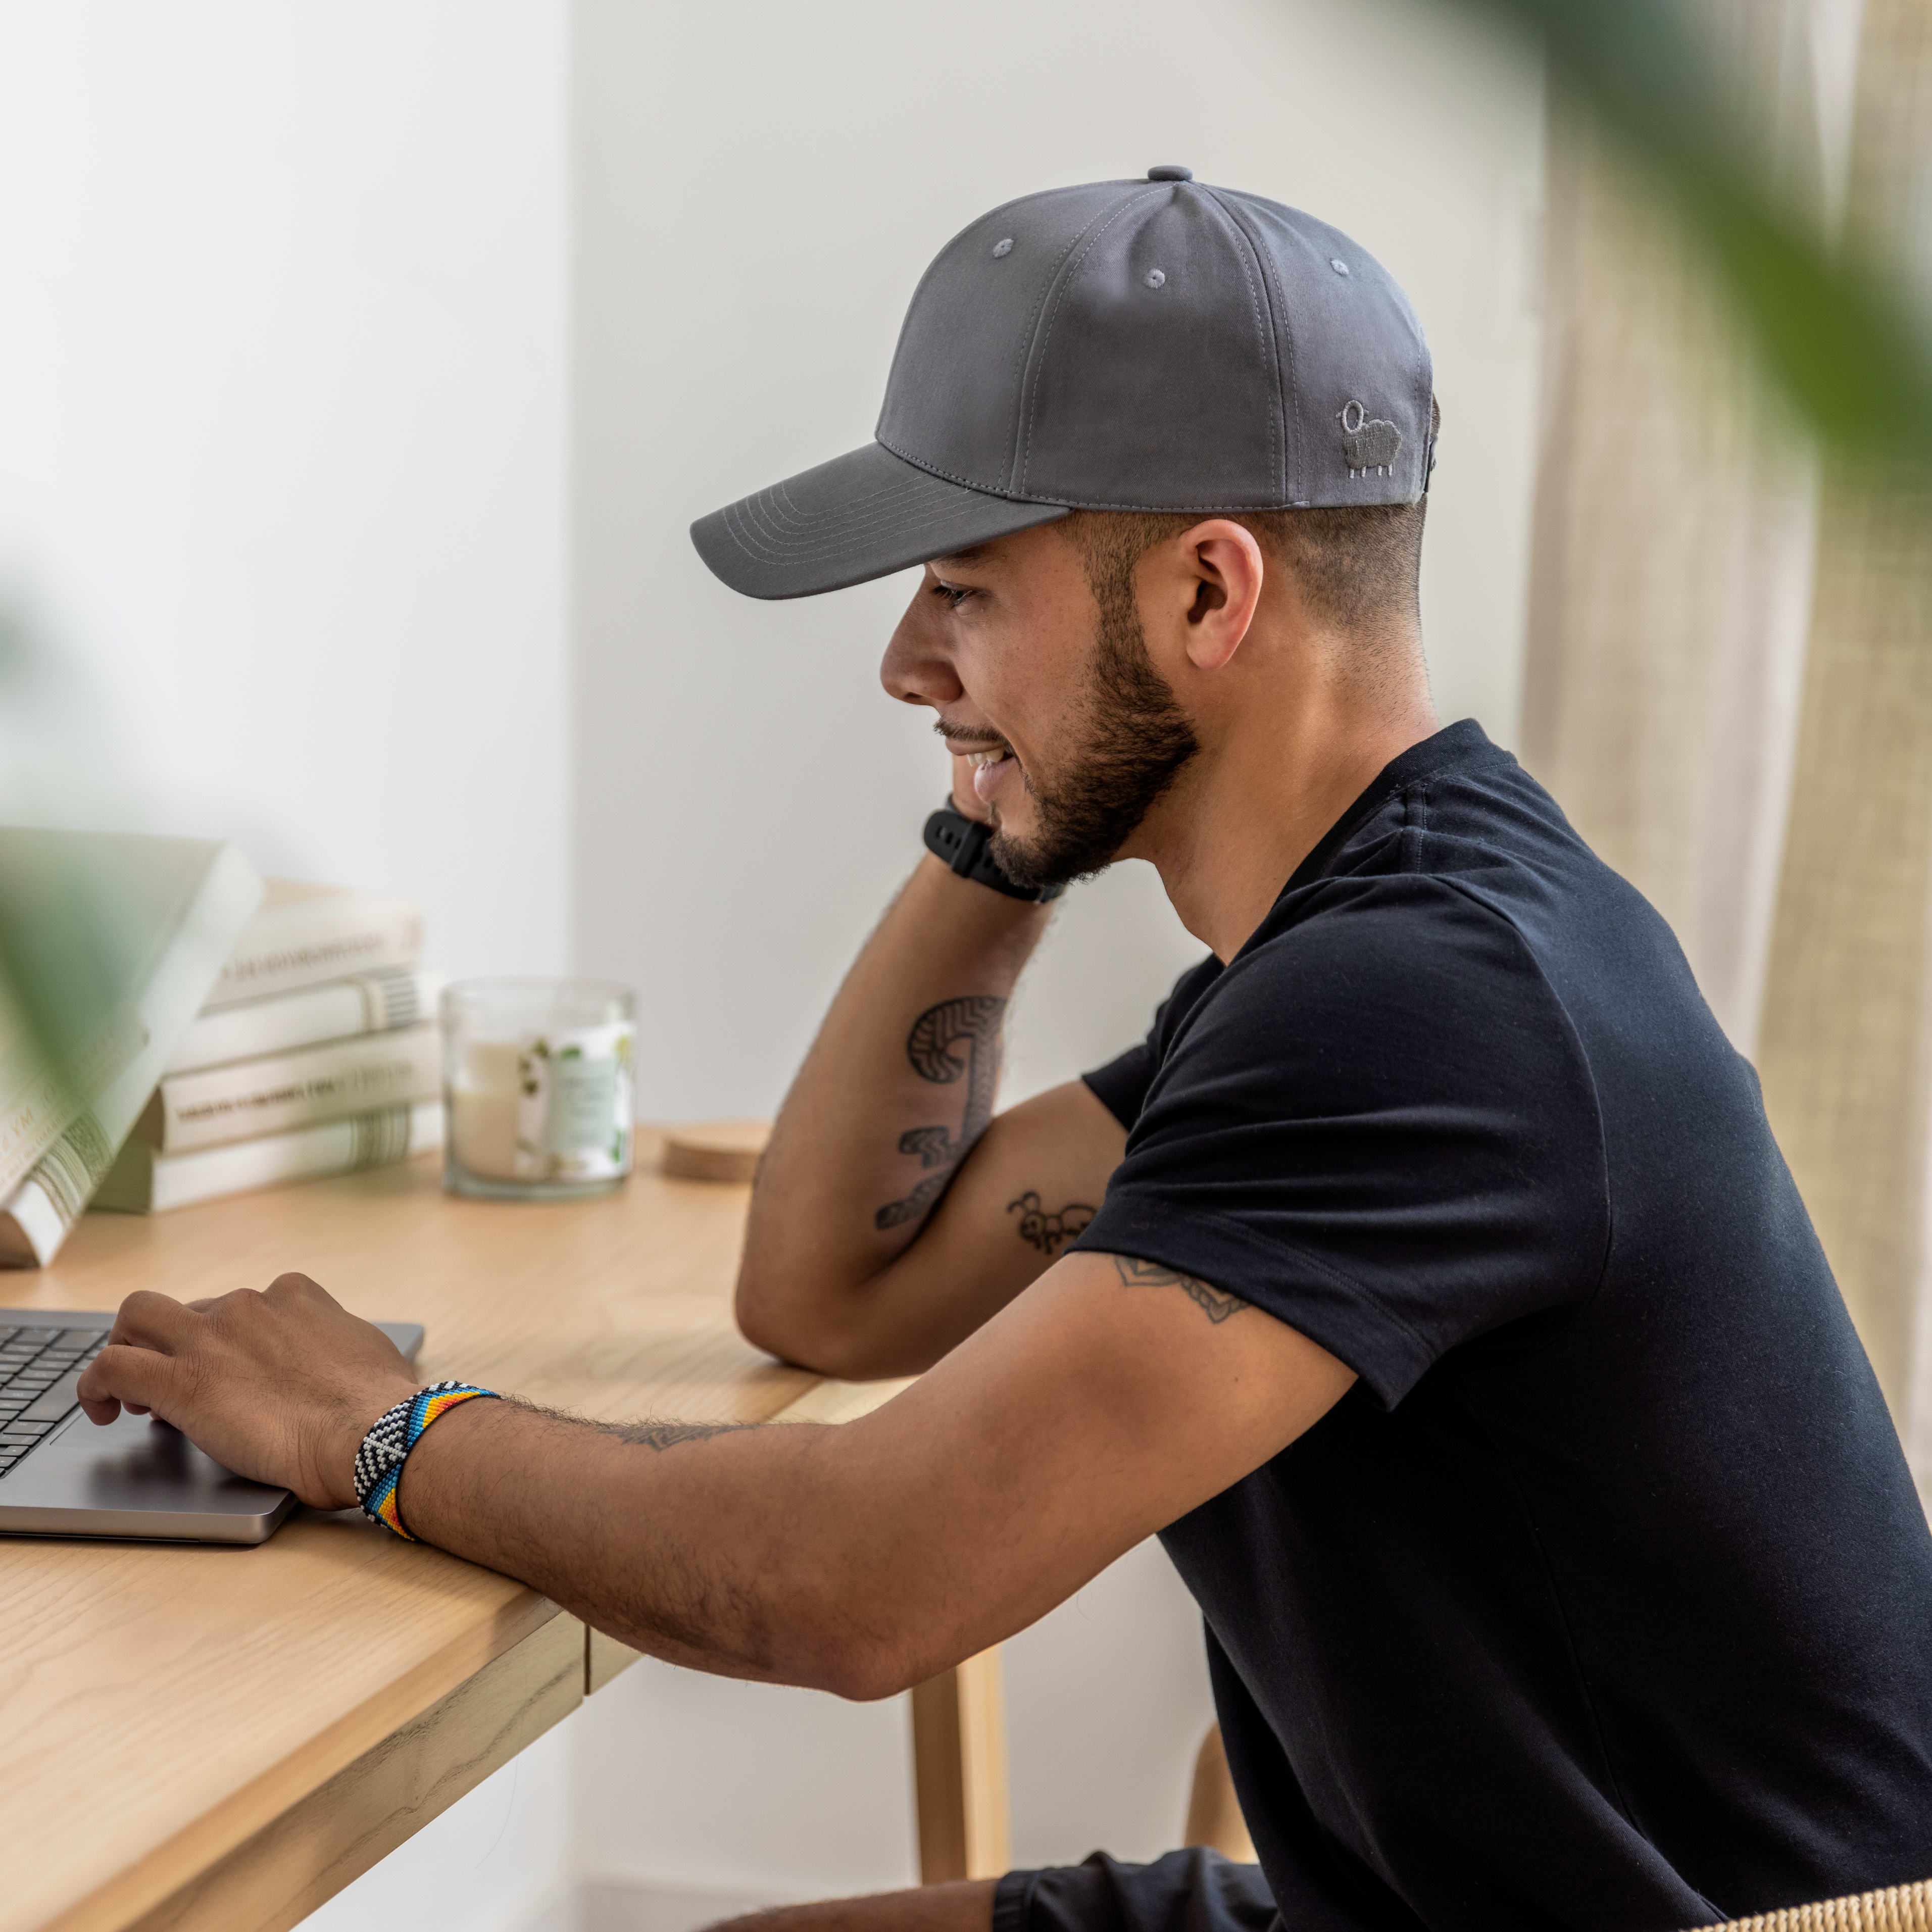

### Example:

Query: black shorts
xmin=996 ymin=1851 xmax=1279 ymax=1932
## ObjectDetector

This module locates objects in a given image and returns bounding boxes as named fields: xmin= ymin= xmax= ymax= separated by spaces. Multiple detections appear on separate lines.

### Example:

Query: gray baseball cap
xmin=691 ymin=167 xmax=1432 ymax=601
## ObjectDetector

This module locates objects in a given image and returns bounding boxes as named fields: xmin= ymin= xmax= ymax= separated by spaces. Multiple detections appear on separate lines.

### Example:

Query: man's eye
xmin=929 ymin=581 xmax=975 ymax=609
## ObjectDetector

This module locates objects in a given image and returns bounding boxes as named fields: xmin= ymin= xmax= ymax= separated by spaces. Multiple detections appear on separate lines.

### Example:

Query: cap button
xmin=1147 ymin=165 xmax=1193 ymax=182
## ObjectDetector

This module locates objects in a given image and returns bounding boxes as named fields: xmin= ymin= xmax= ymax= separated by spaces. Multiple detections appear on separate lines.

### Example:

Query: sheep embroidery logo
xmin=1339 ymin=400 xmax=1402 ymax=477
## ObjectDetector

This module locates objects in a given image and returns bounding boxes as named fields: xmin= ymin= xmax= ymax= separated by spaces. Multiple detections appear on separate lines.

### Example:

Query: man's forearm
xmin=737 ymin=853 xmax=1051 ymax=1366
xmin=396 ymin=1398 xmax=906 ymax=1692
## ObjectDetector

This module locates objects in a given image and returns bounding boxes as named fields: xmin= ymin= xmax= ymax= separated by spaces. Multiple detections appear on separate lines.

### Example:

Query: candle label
xmin=514 ymin=1023 xmax=634 ymax=1181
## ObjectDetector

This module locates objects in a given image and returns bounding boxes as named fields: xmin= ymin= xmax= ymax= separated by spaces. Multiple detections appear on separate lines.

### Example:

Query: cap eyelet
xmin=992 ymin=237 xmax=1014 ymax=259
xmin=1145 ymin=268 xmax=1166 ymax=289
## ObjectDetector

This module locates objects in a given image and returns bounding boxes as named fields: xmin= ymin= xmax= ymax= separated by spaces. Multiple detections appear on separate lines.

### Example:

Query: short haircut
xmin=1060 ymin=397 xmax=1440 ymax=638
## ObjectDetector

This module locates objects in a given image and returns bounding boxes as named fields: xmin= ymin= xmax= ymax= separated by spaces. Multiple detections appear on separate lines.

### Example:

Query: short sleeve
xmin=1081 ymin=954 xmax=1223 ymax=1132
xmin=1069 ymin=880 xmax=1610 ymax=1407
xmin=1082 ymin=1044 xmax=1155 ymax=1131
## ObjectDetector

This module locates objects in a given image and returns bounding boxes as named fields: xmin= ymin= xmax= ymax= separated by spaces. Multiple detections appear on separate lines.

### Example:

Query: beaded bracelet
xmin=354 ymin=1381 xmax=500 ymax=1541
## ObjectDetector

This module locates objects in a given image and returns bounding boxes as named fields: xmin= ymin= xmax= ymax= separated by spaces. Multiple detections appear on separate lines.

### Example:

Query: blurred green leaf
xmin=1460 ymin=0 xmax=1932 ymax=462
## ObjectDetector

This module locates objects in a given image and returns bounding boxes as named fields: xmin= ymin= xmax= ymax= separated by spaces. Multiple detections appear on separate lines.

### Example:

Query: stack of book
xmin=92 ymin=882 xmax=446 ymax=1216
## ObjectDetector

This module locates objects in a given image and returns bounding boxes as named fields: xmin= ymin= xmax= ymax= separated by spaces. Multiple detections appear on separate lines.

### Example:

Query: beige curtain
xmin=1521 ymin=4 xmax=1821 ymax=1053
xmin=1524 ymin=0 xmax=1932 ymax=1469
xmin=1754 ymin=0 xmax=1932 ymax=1456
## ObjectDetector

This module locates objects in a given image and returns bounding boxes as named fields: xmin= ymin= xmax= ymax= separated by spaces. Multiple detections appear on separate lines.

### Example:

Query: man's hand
xmin=76 ymin=1274 xmax=420 ymax=1509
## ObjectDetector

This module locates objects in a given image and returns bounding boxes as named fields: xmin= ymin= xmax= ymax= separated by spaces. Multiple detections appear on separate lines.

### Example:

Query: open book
xmin=0 ymin=830 xmax=262 ymax=1266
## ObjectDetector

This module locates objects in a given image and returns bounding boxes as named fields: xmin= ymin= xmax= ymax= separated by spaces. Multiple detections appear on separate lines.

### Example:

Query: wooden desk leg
xmin=586 ymin=1624 xmax=645 ymax=1695
xmin=910 ymin=1645 xmax=1011 ymax=1884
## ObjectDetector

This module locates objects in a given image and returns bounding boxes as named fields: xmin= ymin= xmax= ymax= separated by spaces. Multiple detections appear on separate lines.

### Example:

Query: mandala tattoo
xmin=1110 ymin=1253 xmax=1247 ymax=1323
xmin=875 ymin=995 xmax=1006 ymax=1229
xmin=1008 ymin=1190 xmax=1096 ymax=1256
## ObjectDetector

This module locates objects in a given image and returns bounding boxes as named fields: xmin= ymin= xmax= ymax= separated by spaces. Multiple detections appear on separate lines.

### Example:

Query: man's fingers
xmin=110 ymin=1289 xmax=196 ymax=1353
xmin=266 ymin=1270 xmax=326 ymax=1297
xmin=948 ymin=754 xmax=994 ymax=825
xmin=77 ymin=1344 xmax=188 ymax=1425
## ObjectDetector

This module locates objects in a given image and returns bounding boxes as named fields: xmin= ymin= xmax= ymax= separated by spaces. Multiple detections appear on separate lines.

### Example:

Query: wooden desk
xmin=0 ymin=1134 xmax=1007 ymax=1932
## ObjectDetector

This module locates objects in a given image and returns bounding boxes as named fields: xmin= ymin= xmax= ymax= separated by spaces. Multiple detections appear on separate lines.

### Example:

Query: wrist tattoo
xmin=1110 ymin=1253 xmax=1247 ymax=1324
xmin=608 ymin=1420 xmax=758 ymax=1453
xmin=876 ymin=995 xmax=1006 ymax=1230
xmin=1009 ymin=1190 xmax=1096 ymax=1256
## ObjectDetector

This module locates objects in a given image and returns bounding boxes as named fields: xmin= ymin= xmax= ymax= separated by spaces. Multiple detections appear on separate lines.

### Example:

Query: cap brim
xmin=690 ymin=441 xmax=1069 ymax=600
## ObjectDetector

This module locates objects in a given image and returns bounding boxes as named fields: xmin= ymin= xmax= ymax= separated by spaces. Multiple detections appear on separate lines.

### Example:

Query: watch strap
xmin=923 ymin=802 xmax=1064 ymax=903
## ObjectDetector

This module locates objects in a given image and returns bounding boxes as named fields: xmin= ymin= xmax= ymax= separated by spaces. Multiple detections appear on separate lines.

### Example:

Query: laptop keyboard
xmin=0 ymin=1326 xmax=110 ymax=1476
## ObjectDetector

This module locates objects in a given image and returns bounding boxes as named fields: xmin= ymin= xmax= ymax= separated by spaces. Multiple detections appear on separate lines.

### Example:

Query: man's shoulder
xmin=1231 ymin=868 xmax=1558 ymax=1024
xmin=1157 ymin=871 xmax=1595 ymax=1123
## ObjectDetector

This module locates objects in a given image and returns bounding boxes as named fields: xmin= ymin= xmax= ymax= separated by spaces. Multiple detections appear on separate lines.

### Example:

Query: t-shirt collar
xmin=1280 ymin=717 xmax=1499 ymax=898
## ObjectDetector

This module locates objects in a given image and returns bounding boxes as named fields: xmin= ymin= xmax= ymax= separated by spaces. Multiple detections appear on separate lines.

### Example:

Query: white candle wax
xmin=447 ymin=1037 xmax=523 ymax=1180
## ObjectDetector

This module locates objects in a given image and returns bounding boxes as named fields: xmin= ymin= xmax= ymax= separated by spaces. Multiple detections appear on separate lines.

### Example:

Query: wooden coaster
xmin=659 ymin=1119 xmax=771 ymax=1184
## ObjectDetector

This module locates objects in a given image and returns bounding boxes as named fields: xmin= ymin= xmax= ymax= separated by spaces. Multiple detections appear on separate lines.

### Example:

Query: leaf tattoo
xmin=610 ymin=1420 xmax=756 ymax=1452
xmin=875 ymin=995 xmax=1006 ymax=1229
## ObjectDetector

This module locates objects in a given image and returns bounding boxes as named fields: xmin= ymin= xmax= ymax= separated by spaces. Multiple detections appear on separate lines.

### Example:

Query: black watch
xmin=922 ymin=802 xmax=1065 ymax=903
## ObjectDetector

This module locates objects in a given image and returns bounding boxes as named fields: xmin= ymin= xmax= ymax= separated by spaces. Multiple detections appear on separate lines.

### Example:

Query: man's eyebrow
xmin=929 ymin=545 xmax=990 ymax=569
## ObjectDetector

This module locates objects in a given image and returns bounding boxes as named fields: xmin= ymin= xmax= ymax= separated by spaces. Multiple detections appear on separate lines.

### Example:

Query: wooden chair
xmin=1692 ymin=1883 xmax=1932 ymax=1931
xmin=1182 ymin=1723 xmax=1255 ymax=1863
xmin=1180 ymin=1724 xmax=1930 ymax=1932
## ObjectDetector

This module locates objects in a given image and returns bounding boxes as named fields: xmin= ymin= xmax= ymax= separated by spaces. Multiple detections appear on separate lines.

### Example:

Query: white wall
xmin=569 ymin=0 xmax=1543 ymax=1912
xmin=0 ymin=5 xmax=576 ymax=1924
xmin=0 ymin=0 xmax=571 ymax=980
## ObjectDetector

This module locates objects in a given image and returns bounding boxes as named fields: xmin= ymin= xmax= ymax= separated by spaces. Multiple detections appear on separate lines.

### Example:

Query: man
xmin=79 ymin=171 xmax=1932 ymax=1930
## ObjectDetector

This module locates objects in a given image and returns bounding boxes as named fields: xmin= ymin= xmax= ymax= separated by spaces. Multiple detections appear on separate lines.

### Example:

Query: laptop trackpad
xmin=0 ymin=1409 xmax=292 ymax=1532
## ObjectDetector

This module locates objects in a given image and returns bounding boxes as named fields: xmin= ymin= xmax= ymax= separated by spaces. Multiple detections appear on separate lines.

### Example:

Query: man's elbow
xmin=792 ymin=1628 xmax=927 ymax=1703
xmin=734 ymin=1272 xmax=897 ymax=1381
xmin=733 ymin=1284 xmax=846 ymax=1377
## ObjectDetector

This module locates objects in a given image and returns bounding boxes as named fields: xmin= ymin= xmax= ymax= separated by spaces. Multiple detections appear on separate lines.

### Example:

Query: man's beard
xmin=988 ymin=586 xmax=1200 ymax=891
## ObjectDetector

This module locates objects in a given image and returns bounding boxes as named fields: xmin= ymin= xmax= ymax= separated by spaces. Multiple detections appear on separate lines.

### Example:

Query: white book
xmin=165 ymin=967 xmax=445 ymax=1075
xmin=138 ymin=1022 xmax=441 ymax=1154
xmin=203 ymin=880 xmax=422 ymax=1009
xmin=0 ymin=834 xmax=264 ymax=1266
xmin=94 ymin=1099 xmax=443 ymax=1215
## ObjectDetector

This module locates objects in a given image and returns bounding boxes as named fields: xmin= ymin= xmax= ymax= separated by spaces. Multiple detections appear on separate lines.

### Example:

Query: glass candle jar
xmin=441 ymin=978 xmax=635 ymax=1200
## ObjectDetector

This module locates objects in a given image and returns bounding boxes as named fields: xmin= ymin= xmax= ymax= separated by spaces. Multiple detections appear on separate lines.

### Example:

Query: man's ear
xmin=1175 ymin=521 xmax=1265 ymax=671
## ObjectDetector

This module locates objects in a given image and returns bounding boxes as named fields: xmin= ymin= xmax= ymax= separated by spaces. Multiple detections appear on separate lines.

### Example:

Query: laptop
xmin=0 ymin=1309 xmax=423 ymax=1544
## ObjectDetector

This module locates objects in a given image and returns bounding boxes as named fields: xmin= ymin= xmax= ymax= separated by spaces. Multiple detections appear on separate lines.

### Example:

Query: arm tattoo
xmin=875 ymin=994 xmax=1007 ymax=1229
xmin=606 ymin=1420 xmax=758 ymax=1453
xmin=1008 ymin=1190 xmax=1096 ymax=1256
xmin=1110 ymin=1253 xmax=1248 ymax=1324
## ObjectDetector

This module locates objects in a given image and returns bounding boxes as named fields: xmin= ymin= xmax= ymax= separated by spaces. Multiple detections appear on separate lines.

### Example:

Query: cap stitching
xmin=744 ymin=470 xmax=936 ymax=533
xmin=715 ymin=498 xmax=1064 ymax=569
xmin=1017 ymin=187 xmax=1167 ymax=495
xmin=876 ymin=194 xmax=1052 ymax=483
xmin=1192 ymin=188 xmax=1281 ymax=505
xmin=725 ymin=492 xmax=989 ymax=561
xmin=718 ymin=476 xmax=1063 ymax=563
xmin=730 ymin=494 xmax=942 ymax=556
xmin=1201 ymin=187 xmax=1292 ymax=506
xmin=997 ymin=209 xmax=1114 ymax=495
xmin=874 ymin=432 xmax=1353 ymax=512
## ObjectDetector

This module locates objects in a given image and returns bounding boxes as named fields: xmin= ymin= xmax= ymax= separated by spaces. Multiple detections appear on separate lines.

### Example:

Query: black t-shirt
xmin=1075 ymin=721 xmax=1932 ymax=1930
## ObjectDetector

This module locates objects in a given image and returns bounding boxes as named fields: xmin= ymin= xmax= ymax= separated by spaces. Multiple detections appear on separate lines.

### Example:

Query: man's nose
xmin=880 ymin=603 xmax=964 ymax=708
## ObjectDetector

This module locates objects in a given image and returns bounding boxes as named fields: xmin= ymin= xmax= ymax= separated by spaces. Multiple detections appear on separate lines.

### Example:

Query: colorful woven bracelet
xmin=354 ymin=1381 xmax=500 ymax=1541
